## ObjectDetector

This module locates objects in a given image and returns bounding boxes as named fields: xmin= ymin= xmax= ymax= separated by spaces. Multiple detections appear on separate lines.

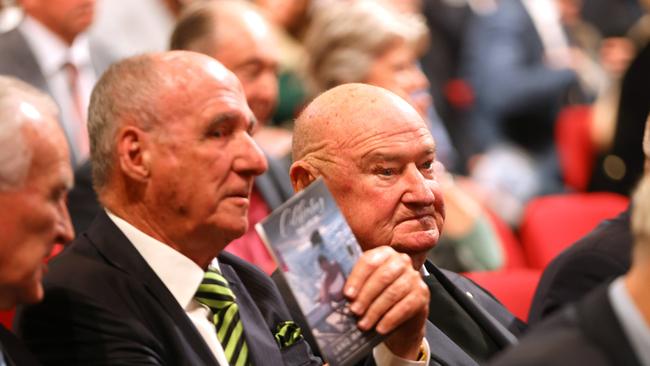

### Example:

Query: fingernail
xmin=350 ymin=301 xmax=362 ymax=314
xmin=357 ymin=317 xmax=369 ymax=330
xmin=344 ymin=286 xmax=356 ymax=298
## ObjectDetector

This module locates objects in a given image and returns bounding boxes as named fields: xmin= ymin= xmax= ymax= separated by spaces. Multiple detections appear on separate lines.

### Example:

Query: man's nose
xmin=402 ymin=165 xmax=436 ymax=205
xmin=56 ymin=199 xmax=75 ymax=245
xmin=234 ymin=132 xmax=268 ymax=177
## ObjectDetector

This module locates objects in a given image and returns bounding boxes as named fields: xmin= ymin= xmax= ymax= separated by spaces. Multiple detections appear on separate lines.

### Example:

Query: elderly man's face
xmin=146 ymin=58 xmax=268 ymax=248
xmin=0 ymin=115 xmax=74 ymax=308
xmin=321 ymin=99 xmax=444 ymax=269
xmin=213 ymin=9 xmax=279 ymax=125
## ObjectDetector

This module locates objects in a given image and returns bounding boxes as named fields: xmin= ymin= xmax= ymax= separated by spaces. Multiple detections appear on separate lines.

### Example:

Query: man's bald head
xmin=292 ymin=83 xmax=426 ymax=170
xmin=291 ymin=83 xmax=443 ymax=269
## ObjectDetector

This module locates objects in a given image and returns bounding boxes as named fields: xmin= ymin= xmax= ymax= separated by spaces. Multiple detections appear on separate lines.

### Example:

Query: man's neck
xmin=624 ymin=260 xmax=650 ymax=328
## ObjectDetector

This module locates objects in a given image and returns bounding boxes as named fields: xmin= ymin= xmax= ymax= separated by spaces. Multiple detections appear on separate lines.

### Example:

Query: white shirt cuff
xmin=372 ymin=338 xmax=430 ymax=366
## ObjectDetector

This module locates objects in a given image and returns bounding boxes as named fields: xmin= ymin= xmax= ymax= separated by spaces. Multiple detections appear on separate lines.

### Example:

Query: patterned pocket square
xmin=274 ymin=321 xmax=304 ymax=348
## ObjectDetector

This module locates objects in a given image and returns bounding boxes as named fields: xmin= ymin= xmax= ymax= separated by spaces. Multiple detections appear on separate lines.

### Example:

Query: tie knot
xmin=195 ymin=267 xmax=236 ymax=311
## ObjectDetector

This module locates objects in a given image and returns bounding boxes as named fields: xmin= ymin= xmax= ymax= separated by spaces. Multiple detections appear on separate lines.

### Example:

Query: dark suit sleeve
xmin=16 ymin=285 xmax=165 ymax=366
xmin=528 ymin=251 xmax=627 ymax=323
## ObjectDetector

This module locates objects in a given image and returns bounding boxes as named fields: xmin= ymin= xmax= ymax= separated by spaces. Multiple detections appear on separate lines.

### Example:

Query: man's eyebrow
xmin=362 ymin=147 xmax=436 ymax=163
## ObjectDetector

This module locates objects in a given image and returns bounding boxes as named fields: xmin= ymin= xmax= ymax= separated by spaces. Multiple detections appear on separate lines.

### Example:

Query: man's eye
xmin=421 ymin=160 xmax=433 ymax=170
xmin=375 ymin=167 xmax=395 ymax=176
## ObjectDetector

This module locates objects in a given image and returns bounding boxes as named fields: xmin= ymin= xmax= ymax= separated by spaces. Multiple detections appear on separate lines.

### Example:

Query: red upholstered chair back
xmin=486 ymin=210 xmax=527 ymax=269
xmin=555 ymin=105 xmax=594 ymax=191
xmin=520 ymin=192 xmax=629 ymax=269
xmin=464 ymin=269 xmax=541 ymax=321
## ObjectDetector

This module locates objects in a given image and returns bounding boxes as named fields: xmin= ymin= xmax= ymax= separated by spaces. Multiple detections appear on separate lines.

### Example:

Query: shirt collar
xmin=106 ymin=209 xmax=217 ymax=310
xmin=19 ymin=15 xmax=92 ymax=77
xmin=608 ymin=277 xmax=650 ymax=366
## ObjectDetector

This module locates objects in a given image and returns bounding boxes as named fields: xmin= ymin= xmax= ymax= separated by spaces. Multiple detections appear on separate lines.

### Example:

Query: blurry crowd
xmin=0 ymin=0 xmax=649 ymax=364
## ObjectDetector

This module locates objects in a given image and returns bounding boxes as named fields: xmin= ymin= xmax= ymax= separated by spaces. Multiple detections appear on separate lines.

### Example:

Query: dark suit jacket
xmin=528 ymin=207 xmax=631 ymax=324
xmin=15 ymin=211 xmax=321 ymax=366
xmin=489 ymin=285 xmax=642 ymax=366
xmin=420 ymin=263 xmax=523 ymax=366
xmin=68 ymin=154 xmax=293 ymax=235
xmin=0 ymin=325 xmax=41 ymax=366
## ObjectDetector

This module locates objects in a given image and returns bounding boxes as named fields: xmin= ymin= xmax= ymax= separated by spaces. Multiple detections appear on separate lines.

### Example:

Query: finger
xmin=350 ymin=252 xmax=411 ymax=320
xmin=344 ymin=246 xmax=394 ymax=300
xmin=356 ymin=262 xmax=416 ymax=331
xmin=375 ymin=277 xmax=429 ymax=334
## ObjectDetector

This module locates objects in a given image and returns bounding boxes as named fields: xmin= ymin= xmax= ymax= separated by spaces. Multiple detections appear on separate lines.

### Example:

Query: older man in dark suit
xmin=290 ymin=83 xmax=524 ymax=366
xmin=16 ymin=51 xmax=431 ymax=366
xmin=0 ymin=76 xmax=74 ymax=365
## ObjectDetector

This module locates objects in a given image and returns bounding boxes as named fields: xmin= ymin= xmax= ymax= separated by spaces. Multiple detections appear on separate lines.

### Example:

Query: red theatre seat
xmin=520 ymin=192 xmax=629 ymax=269
xmin=555 ymin=105 xmax=594 ymax=192
xmin=464 ymin=269 xmax=541 ymax=321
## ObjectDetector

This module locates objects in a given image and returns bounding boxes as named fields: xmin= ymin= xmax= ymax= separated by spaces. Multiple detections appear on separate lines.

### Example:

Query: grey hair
xmin=0 ymin=75 xmax=58 ymax=191
xmin=303 ymin=0 xmax=429 ymax=93
xmin=88 ymin=54 xmax=164 ymax=192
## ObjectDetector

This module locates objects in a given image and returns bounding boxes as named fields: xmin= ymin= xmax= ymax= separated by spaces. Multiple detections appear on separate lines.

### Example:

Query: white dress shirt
xmin=106 ymin=210 xmax=428 ymax=365
xmin=19 ymin=15 xmax=96 ymax=165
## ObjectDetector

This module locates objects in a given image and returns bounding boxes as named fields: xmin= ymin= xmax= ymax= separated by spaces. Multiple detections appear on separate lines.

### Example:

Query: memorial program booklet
xmin=255 ymin=178 xmax=383 ymax=366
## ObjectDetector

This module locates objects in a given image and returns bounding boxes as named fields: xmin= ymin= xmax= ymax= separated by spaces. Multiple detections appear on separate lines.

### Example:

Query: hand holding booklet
xmin=256 ymin=178 xmax=383 ymax=366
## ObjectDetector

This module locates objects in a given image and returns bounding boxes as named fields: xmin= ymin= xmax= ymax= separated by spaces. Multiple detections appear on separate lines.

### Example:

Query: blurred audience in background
xmin=0 ymin=0 xmax=111 ymax=167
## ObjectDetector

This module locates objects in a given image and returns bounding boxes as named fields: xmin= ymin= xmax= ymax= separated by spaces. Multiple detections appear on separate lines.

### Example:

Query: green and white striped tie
xmin=195 ymin=267 xmax=251 ymax=366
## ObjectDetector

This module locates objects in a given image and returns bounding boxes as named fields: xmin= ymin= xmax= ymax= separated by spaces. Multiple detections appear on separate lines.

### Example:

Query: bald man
xmin=291 ymin=83 xmax=523 ymax=366
xmin=491 ymin=171 xmax=650 ymax=366
xmin=0 ymin=75 xmax=74 ymax=366
xmin=16 ymin=53 xmax=430 ymax=366
xmin=169 ymin=0 xmax=293 ymax=274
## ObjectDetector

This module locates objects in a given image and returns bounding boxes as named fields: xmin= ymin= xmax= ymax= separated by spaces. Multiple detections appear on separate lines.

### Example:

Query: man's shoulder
xmin=491 ymin=285 xmax=639 ymax=366
xmin=489 ymin=306 xmax=608 ymax=366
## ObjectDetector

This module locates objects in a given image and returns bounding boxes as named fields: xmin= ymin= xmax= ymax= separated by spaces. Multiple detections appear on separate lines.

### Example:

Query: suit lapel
xmin=219 ymin=262 xmax=285 ymax=366
xmin=3 ymin=28 xmax=51 ymax=95
xmin=426 ymin=263 xmax=517 ymax=349
xmin=85 ymin=212 xmax=219 ymax=365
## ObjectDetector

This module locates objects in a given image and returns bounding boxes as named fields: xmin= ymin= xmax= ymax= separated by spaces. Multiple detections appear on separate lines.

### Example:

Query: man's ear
xmin=117 ymin=126 xmax=151 ymax=183
xmin=290 ymin=161 xmax=319 ymax=192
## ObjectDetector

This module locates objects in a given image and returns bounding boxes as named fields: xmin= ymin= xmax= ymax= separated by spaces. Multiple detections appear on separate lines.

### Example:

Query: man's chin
xmin=391 ymin=230 xmax=438 ymax=266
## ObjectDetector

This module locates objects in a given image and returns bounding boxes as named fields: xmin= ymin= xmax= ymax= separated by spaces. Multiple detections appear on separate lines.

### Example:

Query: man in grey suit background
xmin=0 ymin=0 xmax=111 ymax=166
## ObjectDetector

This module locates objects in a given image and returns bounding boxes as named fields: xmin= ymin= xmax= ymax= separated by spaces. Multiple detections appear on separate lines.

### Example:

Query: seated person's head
xmin=0 ymin=76 xmax=74 ymax=309
xmin=170 ymin=0 xmax=279 ymax=125
xmin=88 ymin=51 xmax=267 ymax=268
xmin=291 ymin=83 xmax=444 ymax=269
xmin=304 ymin=0 xmax=430 ymax=117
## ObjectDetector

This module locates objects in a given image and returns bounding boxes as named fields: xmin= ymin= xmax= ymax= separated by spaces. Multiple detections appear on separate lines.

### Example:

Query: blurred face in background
xmin=20 ymin=0 xmax=95 ymax=44
xmin=213 ymin=6 xmax=279 ymax=126
xmin=365 ymin=39 xmax=432 ymax=119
